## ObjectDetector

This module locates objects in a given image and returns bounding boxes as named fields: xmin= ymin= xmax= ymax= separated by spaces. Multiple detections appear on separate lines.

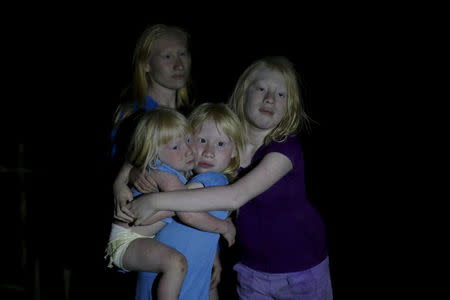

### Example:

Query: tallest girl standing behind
xmin=128 ymin=56 xmax=333 ymax=299
xmin=111 ymin=23 xmax=194 ymax=224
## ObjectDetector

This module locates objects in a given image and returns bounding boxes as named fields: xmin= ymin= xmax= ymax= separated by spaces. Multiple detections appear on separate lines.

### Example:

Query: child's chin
xmin=194 ymin=168 xmax=207 ymax=174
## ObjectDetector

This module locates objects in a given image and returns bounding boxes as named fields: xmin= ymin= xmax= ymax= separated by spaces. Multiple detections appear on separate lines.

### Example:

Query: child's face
xmin=158 ymin=135 xmax=195 ymax=172
xmin=145 ymin=34 xmax=191 ymax=91
xmin=244 ymin=67 xmax=287 ymax=131
xmin=192 ymin=119 xmax=236 ymax=174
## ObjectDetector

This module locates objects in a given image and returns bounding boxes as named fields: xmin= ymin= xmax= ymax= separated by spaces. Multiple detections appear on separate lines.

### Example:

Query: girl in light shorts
xmin=105 ymin=107 xmax=236 ymax=300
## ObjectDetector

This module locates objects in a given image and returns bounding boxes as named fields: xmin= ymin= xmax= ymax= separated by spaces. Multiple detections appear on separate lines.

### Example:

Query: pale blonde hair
xmin=126 ymin=107 xmax=191 ymax=172
xmin=114 ymin=24 xmax=192 ymax=127
xmin=188 ymin=102 xmax=245 ymax=179
xmin=228 ymin=56 xmax=311 ymax=145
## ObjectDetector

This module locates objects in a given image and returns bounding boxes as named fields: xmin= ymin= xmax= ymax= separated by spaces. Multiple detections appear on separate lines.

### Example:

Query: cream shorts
xmin=105 ymin=223 xmax=154 ymax=271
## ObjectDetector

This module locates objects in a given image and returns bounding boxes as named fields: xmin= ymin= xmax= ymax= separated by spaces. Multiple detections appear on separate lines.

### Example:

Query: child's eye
xmin=217 ymin=141 xmax=225 ymax=147
xmin=199 ymin=138 xmax=206 ymax=144
xmin=172 ymin=145 xmax=179 ymax=150
xmin=186 ymin=137 xmax=192 ymax=144
xmin=278 ymin=92 xmax=286 ymax=99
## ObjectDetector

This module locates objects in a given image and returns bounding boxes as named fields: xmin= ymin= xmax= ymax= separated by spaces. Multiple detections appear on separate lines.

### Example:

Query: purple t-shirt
xmin=236 ymin=136 xmax=328 ymax=273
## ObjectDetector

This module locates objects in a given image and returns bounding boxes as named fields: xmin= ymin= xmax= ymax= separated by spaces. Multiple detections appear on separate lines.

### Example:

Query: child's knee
xmin=168 ymin=251 xmax=187 ymax=275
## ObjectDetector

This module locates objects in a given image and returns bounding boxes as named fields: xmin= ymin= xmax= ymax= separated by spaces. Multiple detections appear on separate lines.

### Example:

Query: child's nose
xmin=173 ymin=56 xmax=185 ymax=71
xmin=264 ymin=91 xmax=275 ymax=103
xmin=202 ymin=144 xmax=214 ymax=158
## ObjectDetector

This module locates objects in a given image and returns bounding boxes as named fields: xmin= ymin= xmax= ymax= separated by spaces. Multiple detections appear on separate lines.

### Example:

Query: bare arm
xmin=129 ymin=152 xmax=293 ymax=216
xmin=210 ymin=251 xmax=222 ymax=290
xmin=133 ymin=210 xmax=175 ymax=226
xmin=113 ymin=162 xmax=135 ymax=222
xmin=175 ymin=183 xmax=235 ymax=247
xmin=140 ymin=172 xmax=236 ymax=242
xmin=113 ymin=161 xmax=160 ymax=222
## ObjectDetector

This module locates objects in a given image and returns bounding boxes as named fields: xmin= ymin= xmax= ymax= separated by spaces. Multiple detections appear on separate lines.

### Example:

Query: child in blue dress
xmin=105 ymin=107 xmax=237 ymax=300
xmin=134 ymin=102 xmax=245 ymax=300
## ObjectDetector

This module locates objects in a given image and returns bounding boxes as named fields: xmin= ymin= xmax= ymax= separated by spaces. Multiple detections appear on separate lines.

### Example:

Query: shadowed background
xmin=2 ymin=5 xmax=404 ymax=299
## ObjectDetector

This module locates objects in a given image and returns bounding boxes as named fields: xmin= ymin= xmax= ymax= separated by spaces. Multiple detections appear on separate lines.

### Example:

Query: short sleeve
xmin=190 ymin=172 xmax=228 ymax=187
xmin=155 ymin=163 xmax=188 ymax=184
xmin=261 ymin=136 xmax=303 ymax=170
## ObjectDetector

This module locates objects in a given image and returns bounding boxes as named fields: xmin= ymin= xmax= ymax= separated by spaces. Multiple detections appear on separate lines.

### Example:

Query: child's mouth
xmin=198 ymin=162 xmax=213 ymax=168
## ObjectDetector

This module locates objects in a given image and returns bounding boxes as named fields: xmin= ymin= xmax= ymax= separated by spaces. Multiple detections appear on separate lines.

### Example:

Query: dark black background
xmin=2 ymin=4 xmax=421 ymax=299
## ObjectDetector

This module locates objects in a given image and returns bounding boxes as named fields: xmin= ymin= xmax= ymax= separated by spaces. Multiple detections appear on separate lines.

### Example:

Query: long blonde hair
xmin=228 ymin=56 xmax=311 ymax=145
xmin=114 ymin=24 xmax=192 ymax=128
xmin=188 ymin=102 xmax=245 ymax=179
xmin=126 ymin=107 xmax=191 ymax=172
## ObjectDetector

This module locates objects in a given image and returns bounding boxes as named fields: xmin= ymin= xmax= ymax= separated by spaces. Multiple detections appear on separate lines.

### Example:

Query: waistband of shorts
xmin=234 ymin=256 xmax=329 ymax=278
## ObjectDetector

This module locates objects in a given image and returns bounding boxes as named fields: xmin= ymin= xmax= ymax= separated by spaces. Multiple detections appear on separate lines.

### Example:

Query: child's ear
xmin=231 ymin=147 xmax=237 ymax=158
xmin=144 ymin=62 xmax=150 ymax=73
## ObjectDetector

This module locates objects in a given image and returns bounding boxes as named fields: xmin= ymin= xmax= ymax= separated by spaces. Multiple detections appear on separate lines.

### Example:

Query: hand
xmin=222 ymin=218 xmax=236 ymax=247
xmin=210 ymin=252 xmax=222 ymax=290
xmin=113 ymin=181 xmax=135 ymax=223
xmin=130 ymin=167 xmax=158 ymax=193
xmin=128 ymin=194 xmax=158 ymax=226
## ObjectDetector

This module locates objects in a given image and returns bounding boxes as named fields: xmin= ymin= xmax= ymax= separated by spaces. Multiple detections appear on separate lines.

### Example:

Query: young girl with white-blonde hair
xmin=135 ymin=102 xmax=246 ymax=300
xmin=128 ymin=57 xmax=333 ymax=299
xmin=106 ymin=107 xmax=236 ymax=300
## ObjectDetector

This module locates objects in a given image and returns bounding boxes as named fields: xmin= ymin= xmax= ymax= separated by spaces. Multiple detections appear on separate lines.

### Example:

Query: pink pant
xmin=233 ymin=257 xmax=333 ymax=300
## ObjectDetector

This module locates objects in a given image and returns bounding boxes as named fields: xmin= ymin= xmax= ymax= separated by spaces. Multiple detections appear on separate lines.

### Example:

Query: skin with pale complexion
xmin=115 ymin=129 xmax=235 ymax=244
xmin=193 ymin=119 xmax=236 ymax=174
xmin=114 ymin=59 xmax=299 ymax=300
xmin=109 ymin=26 xmax=195 ymax=300
xmin=145 ymin=35 xmax=191 ymax=104
xmin=112 ymin=123 xmax=236 ymax=300
xmin=113 ymin=33 xmax=192 ymax=223
xmin=244 ymin=67 xmax=288 ymax=134
xmin=128 ymin=67 xmax=294 ymax=221
xmin=157 ymin=135 xmax=195 ymax=173
xmin=131 ymin=118 xmax=239 ymax=246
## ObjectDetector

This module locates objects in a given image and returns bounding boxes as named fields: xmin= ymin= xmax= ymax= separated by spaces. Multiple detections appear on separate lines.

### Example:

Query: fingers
xmin=133 ymin=216 xmax=144 ymax=226
xmin=210 ymin=273 xmax=220 ymax=289
xmin=121 ymin=204 xmax=136 ymax=218
xmin=210 ymin=271 xmax=221 ymax=289
xmin=224 ymin=219 xmax=236 ymax=247
xmin=135 ymin=180 xmax=153 ymax=193
xmin=113 ymin=199 xmax=136 ymax=223
xmin=143 ymin=173 xmax=158 ymax=192
xmin=134 ymin=172 xmax=157 ymax=193
xmin=223 ymin=233 xmax=235 ymax=247
xmin=134 ymin=181 xmax=146 ymax=193
xmin=210 ymin=278 xmax=219 ymax=289
xmin=113 ymin=210 xmax=134 ymax=223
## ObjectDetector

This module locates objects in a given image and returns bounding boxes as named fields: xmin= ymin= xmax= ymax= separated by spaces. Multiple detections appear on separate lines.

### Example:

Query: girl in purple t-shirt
xmin=126 ymin=56 xmax=333 ymax=299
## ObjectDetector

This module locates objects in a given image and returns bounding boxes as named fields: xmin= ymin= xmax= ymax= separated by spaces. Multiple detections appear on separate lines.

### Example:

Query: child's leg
xmin=123 ymin=238 xmax=187 ymax=300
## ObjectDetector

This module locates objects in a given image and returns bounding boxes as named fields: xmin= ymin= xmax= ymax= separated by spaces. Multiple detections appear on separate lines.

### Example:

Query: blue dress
xmin=132 ymin=162 xmax=187 ymax=224
xmin=135 ymin=172 xmax=229 ymax=300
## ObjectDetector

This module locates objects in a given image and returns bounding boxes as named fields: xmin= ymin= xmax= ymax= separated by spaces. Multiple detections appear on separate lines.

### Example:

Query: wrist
xmin=220 ymin=221 xmax=232 ymax=234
